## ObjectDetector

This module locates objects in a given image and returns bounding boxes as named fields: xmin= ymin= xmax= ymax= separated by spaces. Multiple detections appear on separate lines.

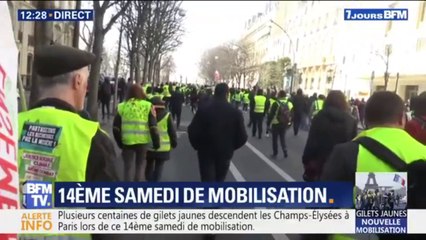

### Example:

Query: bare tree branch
xmin=103 ymin=1 xmax=131 ymax=34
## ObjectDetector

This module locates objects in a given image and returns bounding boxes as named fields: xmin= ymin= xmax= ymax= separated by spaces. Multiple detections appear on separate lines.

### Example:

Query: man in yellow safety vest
xmin=252 ymin=88 xmax=269 ymax=139
xmin=318 ymin=91 xmax=426 ymax=240
xmin=18 ymin=45 xmax=119 ymax=240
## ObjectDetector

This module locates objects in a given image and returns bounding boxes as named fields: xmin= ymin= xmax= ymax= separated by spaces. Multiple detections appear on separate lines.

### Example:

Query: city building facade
xmin=241 ymin=1 xmax=424 ymax=99
xmin=368 ymin=1 xmax=426 ymax=100
xmin=7 ymin=0 xmax=76 ymax=88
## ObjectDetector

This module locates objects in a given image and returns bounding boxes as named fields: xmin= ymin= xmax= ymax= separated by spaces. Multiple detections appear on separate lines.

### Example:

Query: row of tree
xmin=199 ymin=40 xmax=292 ymax=89
xmin=199 ymin=40 xmax=257 ymax=88
xmin=258 ymin=57 xmax=291 ymax=89
xmin=27 ymin=0 xmax=184 ymax=120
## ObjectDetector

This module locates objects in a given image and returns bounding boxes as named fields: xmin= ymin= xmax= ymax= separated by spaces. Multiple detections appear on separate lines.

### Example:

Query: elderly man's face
xmin=72 ymin=66 xmax=89 ymax=111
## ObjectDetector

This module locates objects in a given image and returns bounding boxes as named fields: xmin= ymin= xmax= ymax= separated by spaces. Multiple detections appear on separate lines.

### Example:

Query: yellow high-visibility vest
xmin=149 ymin=113 xmax=171 ymax=152
xmin=18 ymin=106 xmax=96 ymax=239
xmin=117 ymin=99 xmax=152 ymax=145
xmin=254 ymin=95 xmax=267 ymax=113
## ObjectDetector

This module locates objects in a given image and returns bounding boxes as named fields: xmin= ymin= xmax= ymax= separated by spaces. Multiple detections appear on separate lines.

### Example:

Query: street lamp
xmin=269 ymin=19 xmax=297 ymax=93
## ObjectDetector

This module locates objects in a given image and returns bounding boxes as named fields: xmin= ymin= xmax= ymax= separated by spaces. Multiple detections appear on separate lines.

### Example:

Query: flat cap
xmin=34 ymin=45 xmax=96 ymax=77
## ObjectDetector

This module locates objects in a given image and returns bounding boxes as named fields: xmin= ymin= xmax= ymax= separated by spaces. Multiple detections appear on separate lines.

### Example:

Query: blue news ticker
xmin=54 ymin=182 xmax=353 ymax=208
xmin=356 ymin=217 xmax=407 ymax=227
xmin=18 ymin=9 xmax=94 ymax=21
xmin=344 ymin=8 xmax=408 ymax=21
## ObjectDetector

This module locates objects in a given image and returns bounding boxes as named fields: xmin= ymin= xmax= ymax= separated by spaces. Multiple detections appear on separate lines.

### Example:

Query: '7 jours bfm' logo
xmin=22 ymin=181 xmax=53 ymax=209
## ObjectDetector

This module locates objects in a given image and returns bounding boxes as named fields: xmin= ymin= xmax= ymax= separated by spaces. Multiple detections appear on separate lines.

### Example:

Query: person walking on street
xmin=169 ymin=86 xmax=185 ymax=129
xmin=242 ymin=90 xmax=250 ymax=112
xmin=267 ymin=90 xmax=293 ymax=159
xmin=118 ymin=77 xmax=126 ymax=103
xmin=405 ymin=92 xmax=426 ymax=145
xmin=188 ymin=83 xmax=247 ymax=183
xmin=319 ymin=91 xmax=426 ymax=240
xmin=145 ymin=97 xmax=178 ymax=182
xmin=190 ymin=87 xmax=199 ymax=114
xmin=252 ymin=88 xmax=269 ymax=139
xmin=302 ymin=90 xmax=357 ymax=182
xmin=18 ymin=45 xmax=119 ymax=240
xmin=112 ymin=84 xmax=160 ymax=182
xmin=100 ymin=77 xmax=113 ymax=120
xmin=247 ymin=87 xmax=256 ymax=128
xmin=310 ymin=94 xmax=325 ymax=118
xmin=291 ymin=89 xmax=308 ymax=136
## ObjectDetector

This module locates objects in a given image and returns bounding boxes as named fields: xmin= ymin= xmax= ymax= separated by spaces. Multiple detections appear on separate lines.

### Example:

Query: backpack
xmin=276 ymin=100 xmax=291 ymax=125
xmin=355 ymin=137 xmax=426 ymax=209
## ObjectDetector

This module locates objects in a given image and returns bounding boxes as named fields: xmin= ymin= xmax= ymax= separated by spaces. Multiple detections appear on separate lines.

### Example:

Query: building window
xmin=18 ymin=31 xmax=23 ymax=43
xmin=316 ymin=17 xmax=319 ymax=32
xmin=418 ymin=1 xmax=426 ymax=28
xmin=416 ymin=38 xmax=426 ymax=52
xmin=324 ymin=13 xmax=329 ymax=28
xmin=386 ymin=21 xmax=392 ymax=35
xmin=28 ymin=35 xmax=34 ymax=46
xmin=27 ymin=54 xmax=33 ymax=75
xmin=296 ymin=38 xmax=299 ymax=51
xmin=334 ymin=9 xmax=339 ymax=25
xmin=317 ymin=77 xmax=321 ymax=89
xmin=310 ymin=78 xmax=314 ymax=89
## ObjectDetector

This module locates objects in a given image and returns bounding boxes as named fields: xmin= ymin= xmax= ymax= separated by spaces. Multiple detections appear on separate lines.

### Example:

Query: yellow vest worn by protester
xmin=269 ymin=98 xmax=276 ymax=114
xmin=153 ymin=93 xmax=164 ymax=100
xmin=163 ymin=85 xmax=171 ymax=98
xmin=18 ymin=107 xmax=97 ymax=239
xmin=146 ymin=93 xmax=153 ymax=100
xmin=254 ymin=95 xmax=267 ymax=113
xmin=148 ymin=113 xmax=171 ymax=152
xmin=143 ymin=83 xmax=152 ymax=94
xmin=118 ymin=99 xmax=152 ymax=145
xmin=243 ymin=93 xmax=250 ymax=104
xmin=313 ymin=99 xmax=324 ymax=116
xmin=330 ymin=127 xmax=426 ymax=240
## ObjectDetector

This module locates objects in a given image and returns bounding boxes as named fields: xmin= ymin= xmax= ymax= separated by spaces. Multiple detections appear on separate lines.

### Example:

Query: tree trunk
xmin=29 ymin=0 xmax=53 ymax=106
xmin=142 ymin=53 xmax=149 ymax=84
xmin=158 ymin=56 xmax=163 ymax=84
xmin=148 ymin=58 xmax=154 ymax=84
xmin=129 ymin=50 xmax=135 ymax=82
xmin=72 ymin=1 xmax=81 ymax=48
xmin=113 ymin=20 xmax=123 ymax=114
xmin=135 ymin=53 xmax=141 ymax=84
xmin=87 ymin=11 xmax=105 ymax=120
xmin=18 ymin=74 xmax=27 ymax=112
xmin=152 ymin=58 xmax=159 ymax=84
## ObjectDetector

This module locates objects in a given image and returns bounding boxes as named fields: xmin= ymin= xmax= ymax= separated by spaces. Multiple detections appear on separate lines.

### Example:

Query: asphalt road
xmin=100 ymin=104 xmax=307 ymax=240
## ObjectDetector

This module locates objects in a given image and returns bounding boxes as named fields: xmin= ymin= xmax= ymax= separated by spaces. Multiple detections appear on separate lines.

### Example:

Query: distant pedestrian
xmin=145 ymin=97 xmax=177 ymax=182
xmin=100 ymin=77 xmax=113 ymax=120
xmin=252 ymin=88 xmax=269 ymax=139
xmin=169 ymin=86 xmax=185 ymax=129
xmin=267 ymin=90 xmax=293 ymax=159
xmin=291 ymin=88 xmax=308 ymax=136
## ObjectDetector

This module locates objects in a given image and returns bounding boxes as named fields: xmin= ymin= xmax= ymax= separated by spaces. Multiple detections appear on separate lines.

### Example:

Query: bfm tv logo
xmin=22 ymin=181 xmax=53 ymax=209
